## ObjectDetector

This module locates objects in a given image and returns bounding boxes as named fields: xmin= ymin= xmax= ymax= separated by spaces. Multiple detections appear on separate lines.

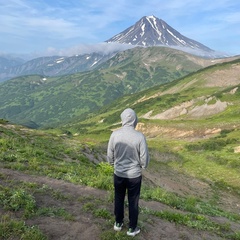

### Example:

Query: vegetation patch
xmin=0 ymin=214 xmax=47 ymax=240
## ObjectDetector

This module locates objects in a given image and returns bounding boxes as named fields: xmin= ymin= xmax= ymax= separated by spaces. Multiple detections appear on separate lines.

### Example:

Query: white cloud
xmin=0 ymin=0 xmax=239 ymax=55
xmin=41 ymin=42 xmax=135 ymax=57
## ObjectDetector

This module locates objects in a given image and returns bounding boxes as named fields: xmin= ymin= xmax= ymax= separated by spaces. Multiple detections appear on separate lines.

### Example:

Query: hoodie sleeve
xmin=107 ymin=134 xmax=115 ymax=165
xmin=139 ymin=135 xmax=150 ymax=169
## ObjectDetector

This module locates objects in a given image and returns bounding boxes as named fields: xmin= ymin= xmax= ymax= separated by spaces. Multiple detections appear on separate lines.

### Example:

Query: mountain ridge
xmin=0 ymin=52 xmax=116 ymax=82
xmin=0 ymin=46 xmax=224 ymax=128
xmin=0 ymin=15 xmax=228 ymax=82
xmin=74 ymin=57 xmax=240 ymax=139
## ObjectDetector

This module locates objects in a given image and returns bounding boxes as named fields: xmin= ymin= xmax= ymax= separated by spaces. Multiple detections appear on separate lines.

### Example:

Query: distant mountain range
xmin=0 ymin=15 xmax=227 ymax=82
xmin=0 ymin=56 xmax=25 ymax=72
xmin=0 ymin=53 xmax=116 ymax=82
xmin=0 ymin=46 xmax=237 ymax=128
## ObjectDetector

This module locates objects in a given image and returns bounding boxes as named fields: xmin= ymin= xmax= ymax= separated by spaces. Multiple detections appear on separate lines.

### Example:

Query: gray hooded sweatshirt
xmin=107 ymin=108 xmax=150 ymax=178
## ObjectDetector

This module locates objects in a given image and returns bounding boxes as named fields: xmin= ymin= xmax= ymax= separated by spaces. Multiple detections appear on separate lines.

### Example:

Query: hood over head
xmin=120 ymin=108 xmax=138 ymax=128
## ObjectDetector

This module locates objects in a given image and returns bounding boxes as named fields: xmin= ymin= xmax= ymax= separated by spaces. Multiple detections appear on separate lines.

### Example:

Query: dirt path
xmin=0 ymin=167 xmax=239 ymax=240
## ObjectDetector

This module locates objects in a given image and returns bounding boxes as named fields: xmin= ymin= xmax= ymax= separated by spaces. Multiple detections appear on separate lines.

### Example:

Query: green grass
xmin=0 ymin=120 xmax=240 ymax=239
xmin=141 ymin=185 xmax=240 ymax=220
xmin=142 ymin=207 xmax=231 ymax=233
xmin=0 ymin=214 xmax=47 ymax=240
xmin=170 ymin=130 xmax=240 ymax=192
xmin=0 ymin=188 xmax=36 ymax=217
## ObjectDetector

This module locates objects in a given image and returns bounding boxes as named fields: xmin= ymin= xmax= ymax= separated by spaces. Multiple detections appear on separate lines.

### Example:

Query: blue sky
xmin=1 ymin=0 xmax=240 ymax=57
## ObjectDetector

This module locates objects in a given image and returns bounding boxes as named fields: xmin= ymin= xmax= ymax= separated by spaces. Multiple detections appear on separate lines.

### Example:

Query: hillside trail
xmin=0 ymin=167 xmax=239 ymax=240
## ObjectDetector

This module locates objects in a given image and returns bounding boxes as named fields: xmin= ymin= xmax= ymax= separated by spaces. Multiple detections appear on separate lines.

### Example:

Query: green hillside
xmin=0 ymin=56 xmax=240 ymax=239
xmin=68 ymin=57 xmax=240 ymax=134
xmin=0 ymin=108 xmax=240 ymax=239
xmin=64 ymin=56 xmax=240 ymax=202
xmin=0 ymin=47 xmax=223 ymax=128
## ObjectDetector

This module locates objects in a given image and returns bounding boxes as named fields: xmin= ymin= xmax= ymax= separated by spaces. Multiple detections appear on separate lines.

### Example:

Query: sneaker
xmin=114 ymin=222 xmax=123 ymax=231
xmin=127 ymin=227 xmax=140 ymax=236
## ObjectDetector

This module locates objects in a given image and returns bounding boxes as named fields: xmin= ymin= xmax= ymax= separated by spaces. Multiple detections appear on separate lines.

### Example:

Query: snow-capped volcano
xmin=106 ymin=15 xmax=213 ymax=53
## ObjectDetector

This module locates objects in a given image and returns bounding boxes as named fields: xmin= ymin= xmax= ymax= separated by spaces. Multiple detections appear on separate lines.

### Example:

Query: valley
xmin=0 ymin=47 xmax=239 ymax=129
xmin=0 ymin=53 xmax=240 ymax=239
xmin=0 ymin=17 xmax=240 ymax=238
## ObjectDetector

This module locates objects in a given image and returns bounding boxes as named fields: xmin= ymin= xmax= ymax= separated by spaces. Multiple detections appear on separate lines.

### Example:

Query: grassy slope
xmin=68 ymin=58 xmax=240 ymax=133
xmin=0 ymin=47 xmax=218 ymax=128
xmin=66 ymin=57 xmax=240 ymax=197
xmin=0 ymin=120 xmax=240 ymax=239
xmin=0 ymin=53 xmax=240 ymax=239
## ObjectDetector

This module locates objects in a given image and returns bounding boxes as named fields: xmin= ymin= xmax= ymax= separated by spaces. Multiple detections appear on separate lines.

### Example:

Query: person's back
xmin=107 ymin=108 xmax=150 ymax=236
xmin=108 ymin=122 xmax=148 ymax=178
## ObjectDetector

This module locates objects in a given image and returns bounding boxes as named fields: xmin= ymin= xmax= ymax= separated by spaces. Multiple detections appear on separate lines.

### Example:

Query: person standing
xmin=107 ymin=108 xmax=150 ymax=237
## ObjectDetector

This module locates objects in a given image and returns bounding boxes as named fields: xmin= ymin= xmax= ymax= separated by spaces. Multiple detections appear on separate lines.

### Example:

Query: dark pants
xmin=114 ymin=174 xmax=142 ymax=229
